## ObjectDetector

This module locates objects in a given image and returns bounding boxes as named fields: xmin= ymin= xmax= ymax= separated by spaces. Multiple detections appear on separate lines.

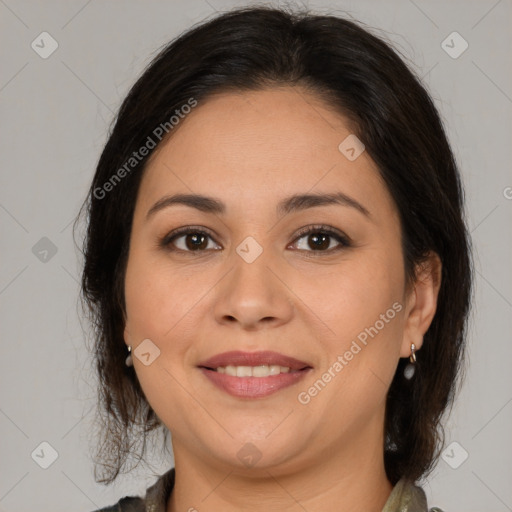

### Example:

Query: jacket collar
xmin=142 ymin=467 xmax=429 ymax=512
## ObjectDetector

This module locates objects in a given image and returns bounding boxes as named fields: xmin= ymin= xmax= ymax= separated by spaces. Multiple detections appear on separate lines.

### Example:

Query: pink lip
xmin=198 ymin=350 xmax=311 ymax=371
xmin=200 ymin=368 xmax=311 ymax=399
xmin=197 ymin=350 xmax=313 ymax=399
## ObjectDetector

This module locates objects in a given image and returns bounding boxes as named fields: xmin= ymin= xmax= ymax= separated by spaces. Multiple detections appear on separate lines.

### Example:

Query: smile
xmin=197 ymin=350 xmax=313 ymax=399
xmin=214 ymin=365 xmax=297 ymax=377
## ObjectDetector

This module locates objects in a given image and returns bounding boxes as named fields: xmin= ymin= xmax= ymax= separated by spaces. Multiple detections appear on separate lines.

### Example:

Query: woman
xmin=77 ymin=5 xmax=473 ymax=512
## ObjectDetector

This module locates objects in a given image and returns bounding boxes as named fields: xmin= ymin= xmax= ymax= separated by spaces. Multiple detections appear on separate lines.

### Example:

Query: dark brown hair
xmin=75 ymin=5 xmax=473 ymax=486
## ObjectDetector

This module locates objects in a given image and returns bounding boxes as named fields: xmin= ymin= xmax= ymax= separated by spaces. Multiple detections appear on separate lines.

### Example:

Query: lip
xmin=198 ymin=350 xmax=311 ymax=371
xmin=197 ymin=350 xmax=313 ymax=399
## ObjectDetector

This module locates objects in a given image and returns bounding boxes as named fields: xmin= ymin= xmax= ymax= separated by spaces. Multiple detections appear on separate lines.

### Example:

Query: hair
xmin=75 ymin=4 xmax=473 ymax=486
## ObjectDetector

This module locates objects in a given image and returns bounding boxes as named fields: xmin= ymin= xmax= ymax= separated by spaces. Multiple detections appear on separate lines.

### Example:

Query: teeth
xmin=217 ymin=365 xmax=293 ymax=377
xmin=236 ymin=366 xmax=253 ymax=377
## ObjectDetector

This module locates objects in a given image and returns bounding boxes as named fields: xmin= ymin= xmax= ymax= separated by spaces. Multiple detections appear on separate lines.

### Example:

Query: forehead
xmin=137 ymin=87 xmax=397 ymax=220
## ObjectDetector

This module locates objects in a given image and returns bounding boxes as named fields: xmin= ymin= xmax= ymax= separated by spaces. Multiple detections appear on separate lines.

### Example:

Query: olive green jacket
xmin=92 ymin=467 xmax=445 ymax=512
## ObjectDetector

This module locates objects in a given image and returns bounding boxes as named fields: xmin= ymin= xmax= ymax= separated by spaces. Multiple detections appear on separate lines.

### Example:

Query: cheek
xmin=124 ymin=263 xmax=163 ymax=340
xmin=123 ymin=249 xmax=215 ymax=380
xmin=293 ymin=250 xmax=404 ymax=402
xmin=294 ymin=252 xmax=404 ymax=341
xmin=124 ymin=246 xmax=188 ymax=337
xmin=123 ymin=253 xmax=198 ymax=426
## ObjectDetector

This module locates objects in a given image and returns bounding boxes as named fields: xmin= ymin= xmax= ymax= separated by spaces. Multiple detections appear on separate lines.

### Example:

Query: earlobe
xmin=400 ymin=252 xmax=442 ymax=358
xmin=123 ymin=324 xmax=131 ymax=347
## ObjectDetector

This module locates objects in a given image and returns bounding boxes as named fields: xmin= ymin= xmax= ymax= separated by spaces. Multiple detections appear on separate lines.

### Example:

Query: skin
xmin=123 ymin=86 xmax=442 ymax=512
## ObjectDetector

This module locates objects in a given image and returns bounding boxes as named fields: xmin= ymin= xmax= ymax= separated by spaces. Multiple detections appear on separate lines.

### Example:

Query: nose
xmin=212 ymin=246 xmax=294 ymax=331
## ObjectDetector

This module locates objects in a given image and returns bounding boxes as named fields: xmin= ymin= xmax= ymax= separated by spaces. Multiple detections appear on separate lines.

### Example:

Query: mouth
xmin=210 ymin=364 xmax=302 ymax=377
xmin=197 ymin=350 xmax=312 ymax=399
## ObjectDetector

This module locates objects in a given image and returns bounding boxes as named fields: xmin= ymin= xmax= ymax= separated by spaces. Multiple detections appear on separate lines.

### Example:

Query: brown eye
xmin=162 ymin=228 xmax=221 ymax=252
xmin=305 ymin=232 xmax=331 ymax=251
xmin=182 ymin=232 xmax=209 ymax=250
xmin=291 ymin=225 xmax=351 ymax=253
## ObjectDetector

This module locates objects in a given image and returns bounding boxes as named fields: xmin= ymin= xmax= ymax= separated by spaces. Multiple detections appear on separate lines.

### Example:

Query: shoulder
xmin=383 ymin=477 xmax=446 ymax=512
xmin=90 ymin=467 xmax=175 ymax=512
xmin=91 ymin=496 xmax=145 ymax=512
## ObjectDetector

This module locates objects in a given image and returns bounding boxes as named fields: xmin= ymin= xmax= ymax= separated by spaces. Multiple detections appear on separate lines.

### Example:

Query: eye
xmin=161 ymin=227 xmax=221 ymax=253
xmin=160 ymin=224 xmax=351 ymax=255
xmin=290 ymin=225 xmax=351 ymax=254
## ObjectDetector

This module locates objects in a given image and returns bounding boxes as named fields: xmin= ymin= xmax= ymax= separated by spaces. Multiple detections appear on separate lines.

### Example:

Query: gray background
xmin=1 ymin=0 xmax=511 ymax=511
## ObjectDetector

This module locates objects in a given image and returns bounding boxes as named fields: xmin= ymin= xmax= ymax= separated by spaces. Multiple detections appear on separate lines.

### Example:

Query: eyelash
xmin=160 ymin=224 xmax=352 ymax=256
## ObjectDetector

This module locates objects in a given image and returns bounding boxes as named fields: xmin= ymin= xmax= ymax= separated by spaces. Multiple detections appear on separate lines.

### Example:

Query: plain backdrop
xmin=1 ymin=1 xmax=511 ymax=511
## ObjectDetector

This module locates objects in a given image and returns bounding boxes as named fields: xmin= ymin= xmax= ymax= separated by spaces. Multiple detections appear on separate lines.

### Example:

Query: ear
xmin=124 ymin=324 xmax=132 ymax=347
xmin=400 ymin=251 xmax=442 ymax=358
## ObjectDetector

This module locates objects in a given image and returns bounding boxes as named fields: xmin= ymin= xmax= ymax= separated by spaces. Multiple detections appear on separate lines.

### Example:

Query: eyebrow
xmin=146 ymin=191 xmax=371 ymax=220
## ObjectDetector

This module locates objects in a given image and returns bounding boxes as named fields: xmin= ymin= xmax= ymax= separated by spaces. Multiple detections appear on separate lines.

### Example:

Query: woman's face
xmin=123 ymin=87 xmax=427 ymax=475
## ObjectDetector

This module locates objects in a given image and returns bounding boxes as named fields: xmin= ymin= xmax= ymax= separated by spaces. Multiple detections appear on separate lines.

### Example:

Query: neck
xmin=167 ymin=425 xmax=393 ymax=512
